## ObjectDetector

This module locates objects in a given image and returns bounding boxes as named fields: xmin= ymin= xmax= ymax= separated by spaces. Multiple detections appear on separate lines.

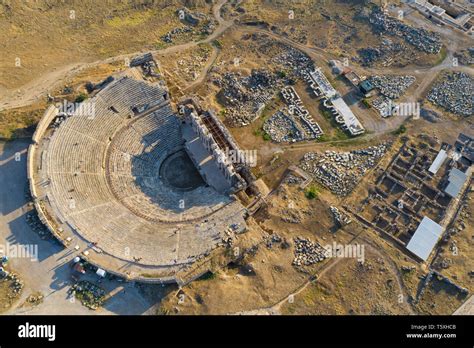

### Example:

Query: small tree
xmin=75 ymin=93 xmax=87 ymax=103
xmin=305 ymin=185 xmax=319 ymax=199
xmin=393 ymin=124 xmax=407 ymax=135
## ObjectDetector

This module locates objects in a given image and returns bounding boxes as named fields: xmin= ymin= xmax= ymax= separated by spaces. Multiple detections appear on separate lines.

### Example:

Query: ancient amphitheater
xmin=28 ymin=76 xmax=249 ymax=284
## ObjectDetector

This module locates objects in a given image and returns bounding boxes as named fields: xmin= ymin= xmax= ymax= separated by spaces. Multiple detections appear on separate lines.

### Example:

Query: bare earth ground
xmin=0 ymin=1 xmax=213 ymax=91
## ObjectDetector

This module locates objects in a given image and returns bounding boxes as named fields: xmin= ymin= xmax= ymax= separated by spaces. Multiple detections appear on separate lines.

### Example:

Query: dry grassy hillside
xmin=0 ymin=0 xmax=214 ymax=91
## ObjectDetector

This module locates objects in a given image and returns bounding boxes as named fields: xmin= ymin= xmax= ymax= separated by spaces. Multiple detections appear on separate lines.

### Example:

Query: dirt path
xmin=0 ymin=0 xmax=233 ymax=112
xmin=230 ymin=226 xmax=370 ymax=315
xmin=0 ymin=64 xmax=83 ymax=111
xmin=357 ymin=234 xmax=416 ymax=314
xmin=231 ymin=232 xmax=414 ymax=315
xmin=183 ymin=46 xmax=220 ymax=92
xmin=1 ymin=0 xmax=470 ymax=114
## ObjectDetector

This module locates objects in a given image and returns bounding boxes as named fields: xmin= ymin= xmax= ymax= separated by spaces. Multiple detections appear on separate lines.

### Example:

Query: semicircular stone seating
xmin=42 ymin=77 xmax=236 ymax=267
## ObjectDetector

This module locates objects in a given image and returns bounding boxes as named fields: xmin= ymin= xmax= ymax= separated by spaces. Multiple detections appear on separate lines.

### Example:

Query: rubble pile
xmin=222 ymin=226 xmax=237 ymax=248
xmin=427 ymin=72 xmax=474 ymax=117
xmin=162 ymin=8 xmax=215 ymax=43
xmin=299 ymin=144 xmax=390 ymax=196
xmin=70 ymin=281 xmax=106 ymax=310
xmin=215 ymin=69 xmax=283 ymax=126
xmin=270 ymin=44 xmax=314 ymax=79
xmin=443 ymin=197 xmax=470 ymax=240
xmin=330 ymin=206 xmax=352 ymax=226
xmin=280 ymin=208 xmax=301 ymax=224
xmin=3 ymin=273 xmax=24 ymax=297
xmin=175 ymin=46 xmax=212 ymax=82
xmin=416 ymin=270 xmax=469 ymax=303
xmin=432 ymin=271 xmax=469 ymax=296
xmin=401 ymin=265 xmax=416 ymax=273
xmin=246 ymin=32 xmax=314 ymax=78
xmin=263 ymin=86 xmax=323 ymax=142
xmin=26 ymin=293 xmax=44 ymax=305
xmin=52 ymin=112 xmax=73 ymax=128
xmin=369 ymin=7 xmax=442 ymax=54
xmin=265 ymin=233 xmax=283 ymax=249
xmin=26 ymin=211 xmax=51 ymax=240
xmin=454 ymin=48 xmax=474 ymax=66
xmin=372 ymin=96 xmax=394 ymax=118
xmin=263 ymin=110 xmax=301 ymax=142
xmin=214 ymin=34 xmax=316 ymax=126
xmin=280 ymin=86 xmax=323 ymax=139
xmin=161 ymin=26 xmax=193 ymax=43
xmin=368 ymin=75 xmax=416 ymax=99
xmin=357 ymin=38 xmax=407 ymax=67
xmin=292 ymin=237 xmax=327 ymax=266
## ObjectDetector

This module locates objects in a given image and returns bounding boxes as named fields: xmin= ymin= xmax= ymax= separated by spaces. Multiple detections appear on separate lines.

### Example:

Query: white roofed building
xmin=406 ymin=216 xmax=444 ymax=261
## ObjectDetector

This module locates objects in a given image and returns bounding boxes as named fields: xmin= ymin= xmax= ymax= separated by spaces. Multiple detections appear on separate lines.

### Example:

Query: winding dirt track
xmin=234 ymin=227 xmax=416 ymax=315
xmin=1 ymin=0 xmax=471 ymax=113
xmin=0 ymin=0 xmax=233 ymax=111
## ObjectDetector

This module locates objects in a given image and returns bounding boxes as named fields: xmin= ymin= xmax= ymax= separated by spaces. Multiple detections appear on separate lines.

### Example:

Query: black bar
xmin=0 ymin=315 xmax=472 ymax=346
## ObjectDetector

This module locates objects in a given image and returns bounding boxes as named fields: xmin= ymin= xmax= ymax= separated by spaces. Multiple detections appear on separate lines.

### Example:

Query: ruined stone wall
xmin=32 ymin=105 xmax=59 ymax=144
xmin=189 ymin=111 xmax=236 ymax=186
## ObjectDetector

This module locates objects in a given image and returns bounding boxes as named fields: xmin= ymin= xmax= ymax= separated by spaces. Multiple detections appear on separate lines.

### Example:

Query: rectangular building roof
xmin=428 ymin=149 xmax=447 ymax=174
xmin=406 ymin=216 xmax=444 ymax=261
xmin=309 ymin=67 xmax=365 ymax=136
xmin=309 ymin=68 xmax=337 ymax=98
xmin=444 ymin=168 xmax=468 ymax=198
xmin=344 ymin=71 xmax=361 ymax=86
xmin=359 ymin=80 xmax=375 ymax=93
xmin=331 ymin=97 xmax=365 ymax=136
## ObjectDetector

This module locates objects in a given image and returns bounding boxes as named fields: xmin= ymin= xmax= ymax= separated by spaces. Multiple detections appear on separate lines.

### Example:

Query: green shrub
xmin=198 ymin=271 xmax=216 ymax=281
xmin=277 ymin=70 xmax=287 ymax=78
xmin=393 ymin=124 xmax=407 ymax=135
xmin=305 ymin=185 xmax=319 ymax=199
xmin=75 ymin=93 xmax=87 ymax=103
xmin=213 ymin=39 xmax=223 ymax=49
